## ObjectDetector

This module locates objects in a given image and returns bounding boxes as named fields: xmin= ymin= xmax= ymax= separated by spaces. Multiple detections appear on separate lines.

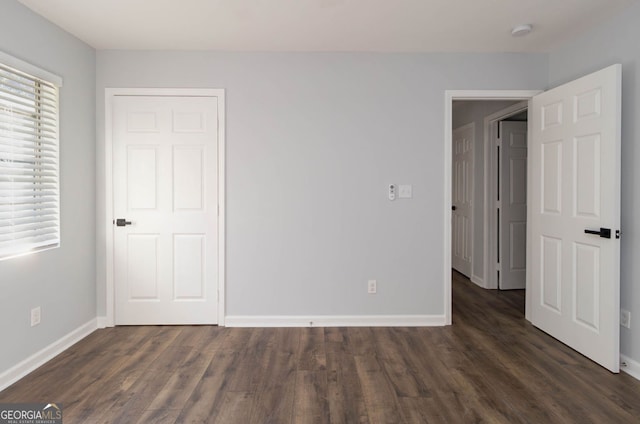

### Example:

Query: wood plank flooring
xmin=2 ymin=272 xmax=640 ymax=423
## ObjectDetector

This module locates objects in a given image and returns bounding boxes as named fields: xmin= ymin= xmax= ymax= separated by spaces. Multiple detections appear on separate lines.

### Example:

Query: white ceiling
xmin=18 ymin=0 xmax=634 ymax=52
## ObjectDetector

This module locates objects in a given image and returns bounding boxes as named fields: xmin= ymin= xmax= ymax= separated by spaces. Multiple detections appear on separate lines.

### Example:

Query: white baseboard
xmin=225 ymin=314 xmax=446 ymax=327
xmin=470 ymin=275 xmax=486 ymax=289
xmin=0 ymin=318 xmax=98 ymax=392
xmin=621 ymin=354 xmax=640 ymax=381
xmin=96 ymin=316 xmax=108 ymax=329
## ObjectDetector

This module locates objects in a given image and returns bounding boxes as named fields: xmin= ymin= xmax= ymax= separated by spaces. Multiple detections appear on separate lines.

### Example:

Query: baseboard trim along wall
xmin=97 ymin=316 xmax=108 ymax=329
xmin=470 ymin=275 xmax=486 ymax=289
xmin=0 ymin=318 xmax=98 ymax=392
xmin=225 ymin=315 xmax=446 ymax=327
xmin=621 ymin=354 xmax=640 ymax=381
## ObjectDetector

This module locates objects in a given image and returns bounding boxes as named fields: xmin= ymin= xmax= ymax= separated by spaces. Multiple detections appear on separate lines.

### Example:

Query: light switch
xmin=399 ymin=184 xmax=412 ymax=199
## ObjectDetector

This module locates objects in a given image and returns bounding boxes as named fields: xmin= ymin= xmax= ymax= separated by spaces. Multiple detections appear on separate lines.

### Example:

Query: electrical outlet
xmin=31 ymin=307 xmax=41 ymax=327
xmin=621 ymin=309 xmax=631 ymax=329
xmin=368 ymin=280 xmax=377 ymax=294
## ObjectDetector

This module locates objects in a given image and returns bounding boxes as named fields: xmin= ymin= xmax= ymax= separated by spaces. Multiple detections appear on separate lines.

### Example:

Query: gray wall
xmin=452 ymin=100 xmax=520 ymax=285
xmin=0 ymin=1 xmax=96 ymax=373
xmin=548 ymin=0 xmax=640 ymax=366
xmin=96 ymin=51 xmax=547 ymax=318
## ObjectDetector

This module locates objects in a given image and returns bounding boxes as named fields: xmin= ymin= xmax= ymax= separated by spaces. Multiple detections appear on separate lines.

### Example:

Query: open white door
xmin=499 ymin=121 xmax=527 ymax=290
xmin=530 ymin=64 xmax=621 ymax=372
xmin=113 ymin=95 xmax=219 ymax=325
xmin=452 ymin=123 xmax=474 ymax=277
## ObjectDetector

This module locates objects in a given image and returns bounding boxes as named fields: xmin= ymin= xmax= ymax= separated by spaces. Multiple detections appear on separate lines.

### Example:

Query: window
xmin=0 ymin=52 xmax=62 ymax=260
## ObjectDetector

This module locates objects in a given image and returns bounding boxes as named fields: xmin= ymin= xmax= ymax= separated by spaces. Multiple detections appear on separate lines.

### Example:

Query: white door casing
xmin=452 ymin=123 xmax=474 ymax=277
xmin=530 ymin=64 xmax=621 ymax=372
xmin=499 ymin=121 xmax=528 ymax=290
xmin=112 ymin=95 xmax=220 ymax=325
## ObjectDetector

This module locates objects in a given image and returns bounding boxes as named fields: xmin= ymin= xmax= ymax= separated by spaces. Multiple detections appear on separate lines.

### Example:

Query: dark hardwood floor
xmin=2 ymin=273 xmax=640 ymax=423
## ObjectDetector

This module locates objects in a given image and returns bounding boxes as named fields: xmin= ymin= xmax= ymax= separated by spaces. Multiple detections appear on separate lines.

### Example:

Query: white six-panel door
xmin=452 ymin=123 xmax=474 ymax=277
xmin=499 ymin=121 xmax=528 ymax=290
xmin=530 ymin=65 xmax=621 ymax=372
xmin=113 ymin=96 xmax=219 ymax=325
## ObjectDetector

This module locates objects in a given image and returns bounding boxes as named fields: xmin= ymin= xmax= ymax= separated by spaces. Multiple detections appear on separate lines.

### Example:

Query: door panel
xmin=173 ymin=234 xmax=205 ymax=299
xmin=173 ymin=146 xmax=205 ymax=210
xmin=574 ymin=242 xmax=599 ymax=330
xmin=530 ymin=64 xmax=621 ymax=372
xmin=574 ymin=135 xmax=600 ymax=217
xmin=499 ymin=121 xmax=527 ymax=289
xmin=127 ymin=146 xmax=158 ymax=210
xmin=541 ymin=235 xmax=562 ymax=312
xmin=542 ymin=142 xmax=562 ymax=214
xmin=113 ymin=95 xmax=219 ymax=325
xmin=127 ymin=234 xmax=159 ymax=299
xmin=452 ymin=123 xmax=474 ymax=277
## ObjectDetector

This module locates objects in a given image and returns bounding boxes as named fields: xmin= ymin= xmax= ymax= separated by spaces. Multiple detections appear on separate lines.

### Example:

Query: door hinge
xmin=616 ymin=230 xmax=621 ymax=239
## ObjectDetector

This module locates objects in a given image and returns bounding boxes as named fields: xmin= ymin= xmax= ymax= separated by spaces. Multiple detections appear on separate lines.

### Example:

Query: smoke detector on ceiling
xmin=511 ymin=24 xmax=533 ymax=37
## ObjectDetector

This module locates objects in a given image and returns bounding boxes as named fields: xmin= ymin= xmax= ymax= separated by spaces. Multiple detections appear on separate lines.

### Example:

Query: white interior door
xmin=499 ymin=121 xmax=528 ymax=290
xmin=452 ymin=123 xmax=473 ymax=277
xmin=530 ymin=64 xmax=621 ymax=372
xmin=113 ymin=95 xmax=219 ymax=325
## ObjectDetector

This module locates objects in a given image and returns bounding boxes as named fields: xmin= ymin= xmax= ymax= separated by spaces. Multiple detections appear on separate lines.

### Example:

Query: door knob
xmin=452 ymin=206 xmax=457 ymax=211
xmin=584 ymin=227 xmax=611 ymax=239
xmin=116 ymin=218 xmax=132 ymax=227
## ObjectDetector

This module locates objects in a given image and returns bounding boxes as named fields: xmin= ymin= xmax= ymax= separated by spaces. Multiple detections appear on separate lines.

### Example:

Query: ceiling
xmin=18 ymin=0 xmax=633 ymax=52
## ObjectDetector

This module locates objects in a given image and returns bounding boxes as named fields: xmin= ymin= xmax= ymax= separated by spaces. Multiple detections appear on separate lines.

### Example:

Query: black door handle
xmin=452 ymin=206 xmax=457 ymax=211
xmin=116 ymin=218 xmax=132 ymax=227
xmin=584 ymin=227 xmax=611 ymax=239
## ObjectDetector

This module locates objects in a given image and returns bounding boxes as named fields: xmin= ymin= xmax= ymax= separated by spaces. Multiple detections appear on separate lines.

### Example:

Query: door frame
xmin=444 ymin=90 xmax=541 ymax=325
xmin=104 ymin=88 xmax=226 ymax=327
xmin=484 ymin=101 xmax=529 ymax=290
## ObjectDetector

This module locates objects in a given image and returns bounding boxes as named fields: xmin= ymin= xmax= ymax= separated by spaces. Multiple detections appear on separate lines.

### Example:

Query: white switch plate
xmin=31 ymin=306 xmax=41 ymax=327
xmin=398 ymin=184 xmax=412 ymax=199
xmin=621 ymin=309 xmax=631 ymax=328
xmin=368 ymin=280 xmax=377 ymax=294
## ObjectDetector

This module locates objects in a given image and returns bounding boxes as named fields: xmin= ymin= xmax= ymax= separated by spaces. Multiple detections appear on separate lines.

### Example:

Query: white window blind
xmin=0 ymin=59 xmax=60 ymax=260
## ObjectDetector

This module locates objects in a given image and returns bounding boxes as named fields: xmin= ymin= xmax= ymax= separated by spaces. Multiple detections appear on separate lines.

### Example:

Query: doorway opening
xmin=451 ymin=100 xmax=529 ymax=316
xmin=444 ymin=90 xmax=540 ymax=326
